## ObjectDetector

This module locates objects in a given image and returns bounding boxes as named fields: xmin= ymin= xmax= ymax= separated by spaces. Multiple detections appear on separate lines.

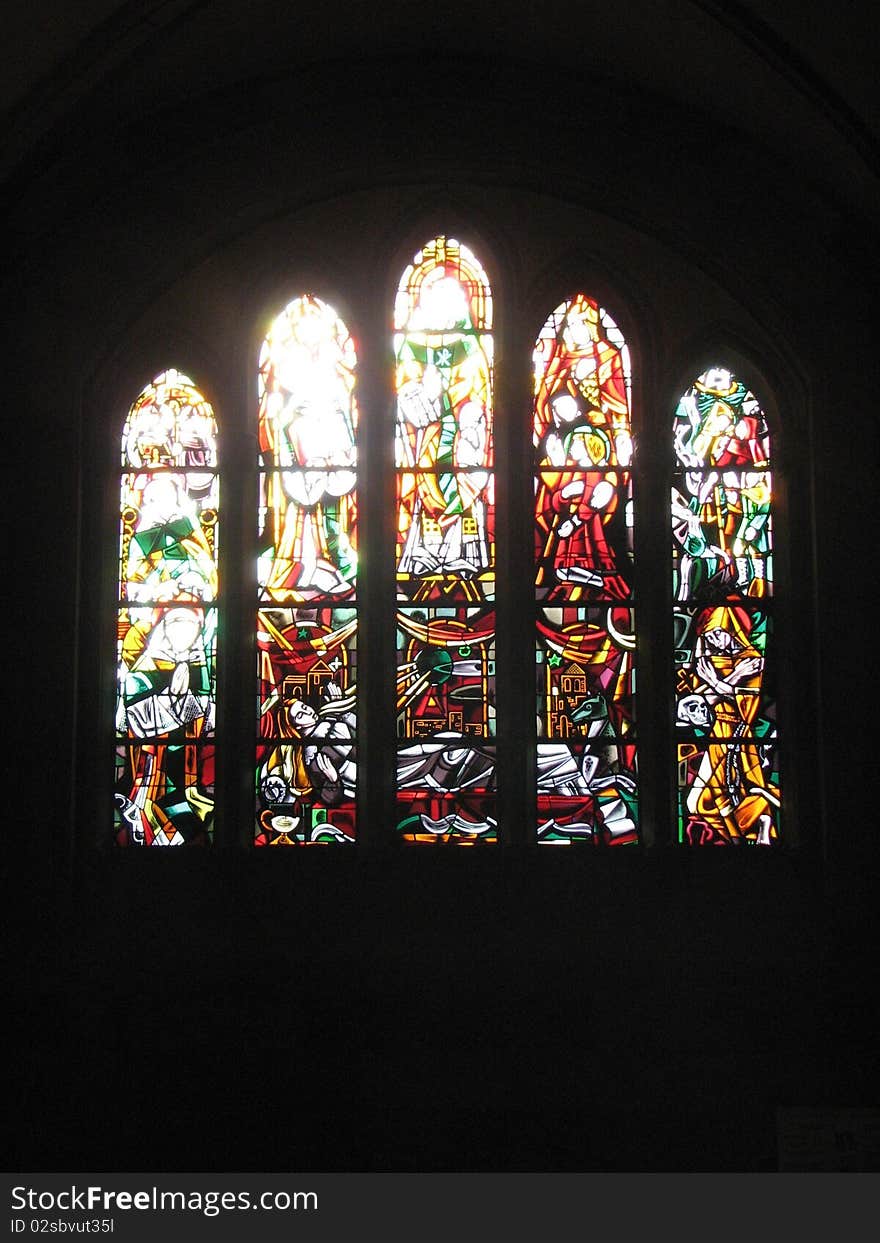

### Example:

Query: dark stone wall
xmin=6 ymin=849 xmax=838 ymax=1171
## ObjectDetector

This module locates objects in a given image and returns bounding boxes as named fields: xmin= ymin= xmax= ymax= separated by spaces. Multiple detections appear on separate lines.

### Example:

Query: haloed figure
xmin=396 ymin=270 xmax=492 ymax=580
xmin=533 ymin=297 xmax=632 ymax=601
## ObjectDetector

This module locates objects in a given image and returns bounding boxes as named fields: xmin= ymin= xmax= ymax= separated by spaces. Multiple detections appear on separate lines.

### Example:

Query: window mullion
xmin=631 ymin=375 xmax=674 ymax=849
xmin=495 ymin=317 xmax=537 ymax=846
xmin=217 ymin=345 xmax=255 ymax=848
xmin=357 ymin=309 xmax=398 ymax=847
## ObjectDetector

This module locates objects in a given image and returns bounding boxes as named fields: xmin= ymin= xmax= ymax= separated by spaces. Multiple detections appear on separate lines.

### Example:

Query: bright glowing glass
xmin=115 ymin=370 xmax=219 ymax=846
xmin=256 ymin=296 xmax=359 ymax=844
xmin=532 ymin=296 xmax=638 ymax=845
xmin=394 ymin=238 xmax=497 ymax=842
xmin=672 ymin=369 xmax=779 ymax=845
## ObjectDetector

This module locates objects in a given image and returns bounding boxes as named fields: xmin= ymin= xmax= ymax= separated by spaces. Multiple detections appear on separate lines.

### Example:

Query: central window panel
xmin=393 ymin=237 xmax=497 ymax=844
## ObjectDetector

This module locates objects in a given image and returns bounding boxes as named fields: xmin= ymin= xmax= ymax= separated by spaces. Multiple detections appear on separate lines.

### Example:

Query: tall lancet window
xmin=114 ymin=370 xmax=219 ymax=846
xmin=671 ymin=367 xmax=780 ymax=845
xmin=393 ymin=236 xmax=497 ymax=844
xmin=255 ymin=295 xmax=359 ymax=846
xmin=532 ymin=295 xmax=639 ymax=846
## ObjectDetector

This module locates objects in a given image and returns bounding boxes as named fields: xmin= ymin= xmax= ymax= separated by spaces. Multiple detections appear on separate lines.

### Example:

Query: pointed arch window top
xmin=121 ymin=369 xmax=218 ymax=470
xmin=119 ymin=370 xmax=219 ymax=606
xmin=394 ymin=236 xmax=493 ymax=333
xmin=673 ymin=367 xmax=770 ymax=472
xmin=532 ymin=294 xmax=632 ymax=464
xmin=671 ymin=367 xmax=773 ymax=603
xmin=533 ymin=294 xmax=634 ymax=606
xmin=258 ymin=294 xmax=358 ymax=470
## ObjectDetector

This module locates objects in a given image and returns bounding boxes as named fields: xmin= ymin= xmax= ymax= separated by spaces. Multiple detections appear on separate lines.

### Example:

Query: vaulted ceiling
xmin=3 ymin=0 xmax=878 ymax=227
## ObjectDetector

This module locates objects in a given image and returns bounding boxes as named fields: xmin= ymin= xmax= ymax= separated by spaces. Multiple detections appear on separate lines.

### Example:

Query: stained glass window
xmin=108 ymin=264 xmax=788 ymax=854
xmin=115 ymin=369 xmax=219 ymax=845
xmin=672 ymin=367 xmax=780 ymax=845
xmin=394 ymin=237 xmax=497 ymax=843
xmin=256 ymin=295 xmax=358 ymax=845
xmin=533 ymin=295 xmax=638 ymax=845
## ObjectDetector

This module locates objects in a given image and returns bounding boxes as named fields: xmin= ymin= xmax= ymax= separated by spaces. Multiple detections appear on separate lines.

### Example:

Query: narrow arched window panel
xmin=533 ymin=295 xmax=638 ymax=846
xmin=671 ymin=367 xmax=780 ymax=846
xmin=394 ymin=236 xmax=497 ymax=844
xmin=114 ymin=369 xmax=219 ymax=846
xmin=256 ymin=295 xmax=358 ymax=845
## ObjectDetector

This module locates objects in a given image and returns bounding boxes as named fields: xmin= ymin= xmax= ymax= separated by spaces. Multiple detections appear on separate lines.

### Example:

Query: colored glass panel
xmin=259 ymin=469 xmax=357 ymax=603
xmin=673 ymin=605 xmax=776 ymax=732
xmin=256 ymin=605 xmax=357 ymax=845
xmin=257 ymin=744 xmax=357 ymax=845
xmin=115 ymin=743 xmax=215 ymax=846
xmin=396 ymin=471 xmax=495 ymax=601
xmin=536 ymin=606 xmax=638 ymax=846
xmin=256 ymin=604 xmax=357 ymax=826
xmin=533 ymin=294 xmax=633 ymax=603
xmin=671 ymin=369 xmax=772 ymax=604
xmin=536 ymin=606 xmax=636 ymax=740
xmin=677 ymin=741 xmax=779 ymax=847
xmin=256 ymin=297 xmax=358 ymax=843
xmin=396 ymin=606 xmax=496 ymax=740
xmin=537 ymin=743 xmax=638 ymax=846
xmin=115 ymin=370 xmax=219 ymax=846
xmin=394 ymin=239 xmax=497 ymax=844
xmin=533 ymin=296 xmax=638 ymax=844
xmin=396 ymin=742 xmax=496 ymax=843
xmin=122 ymin=372 xmax=218 ymax=469
xmin=394 ymin=236 xmax=494 ymax=604
xmin=672 ymin=370 xmax=779 ymax=845
xmin=120 ymin=472 xmax=218 ymax=603
xmin=258 ymin=295 xmax=358 ymax=603
xmin=116 ymin=605 xmax=217 ymax=740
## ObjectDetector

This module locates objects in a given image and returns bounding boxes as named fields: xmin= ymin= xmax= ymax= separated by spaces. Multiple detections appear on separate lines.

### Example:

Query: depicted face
xmin=704 ymin=627 xmax=735 ymax=652
xmin=142 ymin=474 xmax=181 ymax=515
xmin=703 ymin=367 xmax=733 ymax=394
xmin=417 ymin=274 xmax=469 ymax=330
xmin=563 ymin=306 xmax=598 ymax=351
xmin=286 ymin=698 xmax=318 ymax=733
xmin=162 ymin=608 xmax=202 ymax=656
